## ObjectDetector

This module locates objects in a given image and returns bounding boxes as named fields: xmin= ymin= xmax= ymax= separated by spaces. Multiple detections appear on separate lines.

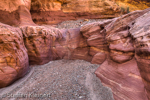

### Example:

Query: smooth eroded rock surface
xmin=95 ymin=58 xmax=147 ymax=100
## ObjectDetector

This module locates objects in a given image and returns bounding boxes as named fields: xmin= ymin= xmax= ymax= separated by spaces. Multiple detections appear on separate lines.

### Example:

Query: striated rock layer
xmin=80 ymin=20 xmax=113 ymax=64
xmin=130 ymin=11 xmax=150 ymax=100
xmin=95 ymin=58 xmax=148 ymax=100
xmin=30 ymin=0 xmax=150 ymax=25
xmin=95 ymin=8 xmax=150 ymax=100
xmin=31 ymin=0 xmax=121 ymax=25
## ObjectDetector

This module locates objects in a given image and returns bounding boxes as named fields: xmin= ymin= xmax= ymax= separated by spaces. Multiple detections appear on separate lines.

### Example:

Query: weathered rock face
xmin=0 ymin=1 xmax=150 ymax=99
xmin=31 ymin=0 xmax=120 ymax=13
xmin=80 ymin=20 xmax=113 ymax=64
xmin=95 ymin=58 xmax=148 ymax=100
xmin=0 ymin=0 xmax=31 ymax=12
xmin=115 ymin=0 xmax=150 ymax=11
xmin=95 ymin=9 xmax=150 ymax=100
xmin=31 ymin=0 xmax=121 ymax=25
xmin=130 ymin=11 xmax=150 ymax=100
xmin=19 ymin=21 xmax=113 ymax=66
xmin=53 ymin=28 xmax=92 ymax=61
xmin=21 ymin=26 xmax=62 ymax=65
xmin=20 ymin=26 xmax=91 ymax=65
xmin=0 ymin=23 xmax=29 ymax=88
xmin=30 ymin=0 xmax=150 ymax=25
xmin=31 ymin=0 xmax=150 ymax=13
xmin=0 ymin=0 xmax=35 ymax=26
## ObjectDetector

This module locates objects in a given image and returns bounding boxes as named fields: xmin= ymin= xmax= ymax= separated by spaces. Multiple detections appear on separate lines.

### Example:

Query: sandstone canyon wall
xmin=31 ymin=0 xmax=122 ymax=25
xmin=115 ymin=0 xmax=150 ymax=11
xmin=31 ymin=0 xmax=150 ymax=25
xmin=1 ymin=0 xmax=150 ymax=100
xmin=0 ymin=0 xmax=35 ymax=26
xmin=130 ymin=11 xmax=150 ymax=100
xmin=95 ymin=8 xmax=150 ymax=100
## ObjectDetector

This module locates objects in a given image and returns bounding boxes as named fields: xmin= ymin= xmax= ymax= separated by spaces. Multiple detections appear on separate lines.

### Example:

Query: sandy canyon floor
xmin=0 ymin=60 xmax=114 ymax=100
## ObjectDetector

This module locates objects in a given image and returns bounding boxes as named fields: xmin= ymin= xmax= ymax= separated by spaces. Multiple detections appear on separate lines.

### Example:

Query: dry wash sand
xmin=0 ymin=60 xmax=114 ymax=100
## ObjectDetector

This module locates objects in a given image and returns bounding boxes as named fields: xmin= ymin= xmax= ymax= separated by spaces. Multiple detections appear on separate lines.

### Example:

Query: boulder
xmin=0 ymin=23 xmax=29 ymax=88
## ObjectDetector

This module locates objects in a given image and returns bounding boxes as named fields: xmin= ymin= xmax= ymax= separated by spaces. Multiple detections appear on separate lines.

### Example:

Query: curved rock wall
xmin=130 ymin=11 xmax=150 ymax=100
xmin=95 ymin=8 xmax=150 ymax=100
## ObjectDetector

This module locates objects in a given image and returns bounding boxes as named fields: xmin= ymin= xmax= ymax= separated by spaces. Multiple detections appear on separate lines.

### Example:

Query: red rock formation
xmin=115 ymin=0 xmax=150 ymax=11
xmin=80 ymin=20 xmax=112 ymax=64
xmin=54 ymin=28 xmax=92 ymax=61
xmin=95 ymin=8 xmax=150 ymax=100
xmin=95 ymin=58 xmax=148 ymax=100
xmin=21 ymin=26 xmax=92 ymax=65
xmin=130 ymin=11 xmax=150 ymax=100
xmin=20 ymin=21 xmax=113 ymax=66
xmin=21 ymin=26 xmax=62 ymax=65
xmin=31 ymin=10 xmax=119 ymax=25
xmin=31 ymin=0 xmax=121 ymax=25
xmin=0 ymin=0 xmax=35 ymax=26
xmin=0 ymin=1 xmax=150 ymax=100
xmin=0 ymin=23 xmax=29 ymax=88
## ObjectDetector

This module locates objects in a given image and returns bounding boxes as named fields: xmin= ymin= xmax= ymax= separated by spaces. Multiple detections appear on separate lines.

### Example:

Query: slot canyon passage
xmin=1 ymin=0 xmax=150 ymax=100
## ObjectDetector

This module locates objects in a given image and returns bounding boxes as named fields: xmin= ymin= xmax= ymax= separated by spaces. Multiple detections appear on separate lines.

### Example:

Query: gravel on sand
xmin=0 ymin=60 xmax=114 ymax=100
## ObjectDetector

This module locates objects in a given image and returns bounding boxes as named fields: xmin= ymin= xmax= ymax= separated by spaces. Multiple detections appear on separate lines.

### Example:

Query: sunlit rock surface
xmin=0 ymin=23 xmax=29 ymax=88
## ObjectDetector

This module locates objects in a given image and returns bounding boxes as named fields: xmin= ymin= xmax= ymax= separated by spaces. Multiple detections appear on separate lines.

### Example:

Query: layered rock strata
xmin=80 ymin=20 xmax=113 ymax=64
xmin=130 ymin=11 xmax=150 ymax=100
xmin=31 ymin=0 xmax=121 ymax=25
xmin=95 ymin=9 xmax=150 ymax=100
xmin=95 ymin=58 xmax=148 ymax=100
